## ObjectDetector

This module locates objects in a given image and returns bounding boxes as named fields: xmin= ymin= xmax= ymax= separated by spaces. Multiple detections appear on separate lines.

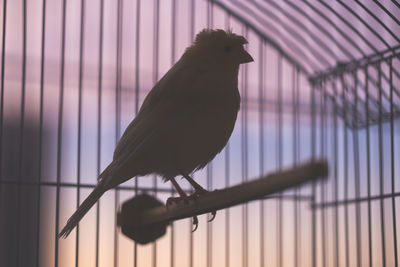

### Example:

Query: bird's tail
xmin=58 ymin=166 xmax=112 ymax=238
xmin=58 ymin=184 xmax=105 ymax=238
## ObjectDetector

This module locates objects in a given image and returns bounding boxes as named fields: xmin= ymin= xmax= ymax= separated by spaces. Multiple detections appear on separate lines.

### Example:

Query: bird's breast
xmin=171 ymin=88 xmax=240 ymax=173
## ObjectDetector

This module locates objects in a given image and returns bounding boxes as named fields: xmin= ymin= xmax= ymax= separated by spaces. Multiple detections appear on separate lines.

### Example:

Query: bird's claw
xmin=192 ymin=188 xmax=217 ymax=222
xmin=192 ymin=216 xmax=199 ymax=232
xmin=208 ymin=210 xmax=216 ymax=222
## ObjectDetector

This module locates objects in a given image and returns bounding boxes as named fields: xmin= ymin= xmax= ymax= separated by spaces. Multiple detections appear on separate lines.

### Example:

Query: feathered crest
xmin=190 ymin=29 xmax=248 ymax=49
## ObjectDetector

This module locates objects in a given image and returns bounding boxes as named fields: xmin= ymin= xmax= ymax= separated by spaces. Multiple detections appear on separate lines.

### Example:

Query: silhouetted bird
xmin=59 ymin=29 xmax=253 ymax=238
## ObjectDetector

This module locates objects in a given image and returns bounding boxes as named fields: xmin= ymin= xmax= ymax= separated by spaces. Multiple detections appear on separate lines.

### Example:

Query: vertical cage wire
xmin=312 ymin=54 xmax=400 ymax=267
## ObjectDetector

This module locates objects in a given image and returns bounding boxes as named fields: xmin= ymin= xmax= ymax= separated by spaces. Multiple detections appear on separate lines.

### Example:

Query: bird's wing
xmin=103 ymin=58 xmax=210 ymax=185
xmin=113 ymin=58 xmax=202 ymax=160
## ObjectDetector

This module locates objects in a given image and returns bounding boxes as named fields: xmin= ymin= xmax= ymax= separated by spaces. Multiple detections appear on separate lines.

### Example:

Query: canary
xmin=59 ymin=29 xmax=253 ymax=238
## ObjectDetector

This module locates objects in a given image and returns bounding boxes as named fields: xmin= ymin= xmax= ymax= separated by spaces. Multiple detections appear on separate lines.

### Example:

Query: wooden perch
xmin=117 ymin=160 xmax=328 ymax=243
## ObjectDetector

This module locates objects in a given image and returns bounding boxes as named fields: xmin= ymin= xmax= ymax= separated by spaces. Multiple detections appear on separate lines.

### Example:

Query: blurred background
xmin=0 ymin=0 xmax=399 ymax=266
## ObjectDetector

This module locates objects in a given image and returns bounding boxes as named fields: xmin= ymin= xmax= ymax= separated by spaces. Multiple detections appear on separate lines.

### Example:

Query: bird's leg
xmin=167 ymin=177 xmax=188 ymax=206
xmin=182 ymin=173 xmax=217 ymax=222
xmin=182 ymin=173 xmax=208 ymax=195
xmin=167 ymin=177 xmax=199 ymax=231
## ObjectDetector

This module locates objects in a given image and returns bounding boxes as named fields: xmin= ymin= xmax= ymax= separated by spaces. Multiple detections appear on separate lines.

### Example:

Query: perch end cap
xmin=117 ymin=194 xmax=168 ymax=244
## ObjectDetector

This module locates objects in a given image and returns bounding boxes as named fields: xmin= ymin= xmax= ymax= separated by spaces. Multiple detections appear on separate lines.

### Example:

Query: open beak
xmin=239 ymin=50 xmax=254 ymax=64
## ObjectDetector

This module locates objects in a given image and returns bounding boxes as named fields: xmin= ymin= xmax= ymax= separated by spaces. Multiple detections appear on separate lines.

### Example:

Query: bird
xmin=59 ymin=28 xmax=253 ymax=238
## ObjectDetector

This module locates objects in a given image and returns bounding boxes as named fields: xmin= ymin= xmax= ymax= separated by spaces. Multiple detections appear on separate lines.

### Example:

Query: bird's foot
xmin=165 ymin=189 xmax=218 ymax=232
xmin=166 ymin=196 xmax=199 ymax=232
xmin=188 ymin=188 xmax=218 ymax=222
xmin=166 ymin=196 xmax=190 ymax=207
xmin=192 ymin=187 xmax=209 ymax=197
xmin=181 ymin=174 xmax=218 ymax=222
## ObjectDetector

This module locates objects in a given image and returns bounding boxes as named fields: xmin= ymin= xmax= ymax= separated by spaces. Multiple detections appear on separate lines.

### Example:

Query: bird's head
xmin=187 ymin=29 xmax=254 ymax=66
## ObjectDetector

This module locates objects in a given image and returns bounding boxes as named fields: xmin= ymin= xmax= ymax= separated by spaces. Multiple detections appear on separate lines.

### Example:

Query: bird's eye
xmin=224 ymin=45 xmax=232 ymax=52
